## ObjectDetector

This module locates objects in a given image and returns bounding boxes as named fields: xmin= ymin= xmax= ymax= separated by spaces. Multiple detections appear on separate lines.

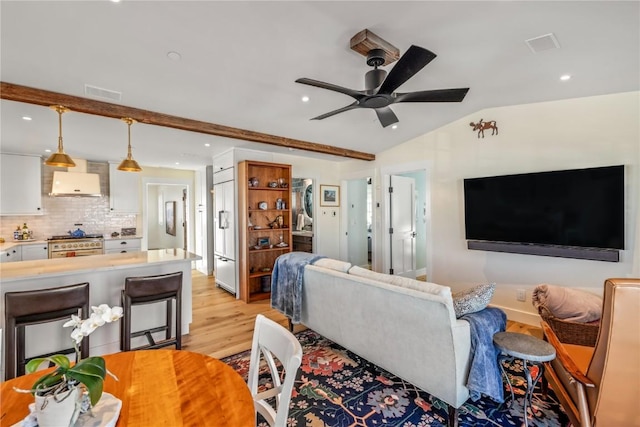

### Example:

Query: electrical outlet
xmin=516 ymin=289 xmax=526 ymax=302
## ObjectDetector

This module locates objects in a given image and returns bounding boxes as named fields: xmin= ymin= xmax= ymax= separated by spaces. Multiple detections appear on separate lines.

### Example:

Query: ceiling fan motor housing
xmin=365 ymin=68 xmax=387 ymax=92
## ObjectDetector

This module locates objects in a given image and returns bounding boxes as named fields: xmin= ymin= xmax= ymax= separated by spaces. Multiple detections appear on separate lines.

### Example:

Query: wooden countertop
xmin=0 ymin=249 xmax=200 ymax=282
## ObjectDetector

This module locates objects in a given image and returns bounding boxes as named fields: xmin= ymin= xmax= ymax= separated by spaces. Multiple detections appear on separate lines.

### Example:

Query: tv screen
xmin=463 ymin=165 xmax=624 ymax=250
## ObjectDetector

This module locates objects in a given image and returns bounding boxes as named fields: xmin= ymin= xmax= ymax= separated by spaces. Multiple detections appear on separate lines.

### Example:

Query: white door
xmin=346 ymin=179 xmax=369 ymax=268
xmin=389 ymin=175 xmax=416 ymax=278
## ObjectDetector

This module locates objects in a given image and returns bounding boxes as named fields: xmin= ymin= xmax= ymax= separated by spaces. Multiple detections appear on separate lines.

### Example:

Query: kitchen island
xmin=0 ymin=249 xmax=199 ymax=367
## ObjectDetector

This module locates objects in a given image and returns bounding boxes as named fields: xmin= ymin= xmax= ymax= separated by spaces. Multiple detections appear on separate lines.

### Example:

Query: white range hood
xmin=50 ymin=159 xmax=102 ymax=197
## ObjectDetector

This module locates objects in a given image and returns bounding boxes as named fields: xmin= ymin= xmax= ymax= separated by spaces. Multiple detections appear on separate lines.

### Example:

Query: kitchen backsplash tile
xmin=0 ymin=161 xmax=137 ymax=240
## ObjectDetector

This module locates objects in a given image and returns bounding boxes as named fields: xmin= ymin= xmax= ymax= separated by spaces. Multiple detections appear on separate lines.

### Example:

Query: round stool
xmin=493 ymin=331 xmax=556 ymax=427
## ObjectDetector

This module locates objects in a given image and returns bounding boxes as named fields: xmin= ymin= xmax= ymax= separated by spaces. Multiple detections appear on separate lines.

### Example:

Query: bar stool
xmin=120 ymin=271 xmax=182 ymax=351
xmin=4 ymin=282 xmax=90 ymax=380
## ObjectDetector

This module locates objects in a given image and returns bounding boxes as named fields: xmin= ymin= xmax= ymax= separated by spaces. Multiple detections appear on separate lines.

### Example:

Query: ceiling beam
xmin=0 ymin=82 xmax=375 ymax=162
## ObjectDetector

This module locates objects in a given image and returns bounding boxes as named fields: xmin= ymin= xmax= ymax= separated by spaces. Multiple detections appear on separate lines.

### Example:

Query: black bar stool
xmin=120 ymin=271 xmax=182 ymax=351
xmin=4 ymin=282 xmax=90 ymax=380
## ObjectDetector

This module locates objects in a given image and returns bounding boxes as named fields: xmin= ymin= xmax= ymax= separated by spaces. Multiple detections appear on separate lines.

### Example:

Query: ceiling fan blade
xmin=311 ymin=102 xmax=360 ymax=120
xmin=375 ymin=107 xmax=399 ymax=128
xmin=394 ymin=88 xmax=470 ymax=103
xmin=377 ymin=45 xmax=437 ymax=95
xmin=295 ymin=78 xmax=366 ymax=100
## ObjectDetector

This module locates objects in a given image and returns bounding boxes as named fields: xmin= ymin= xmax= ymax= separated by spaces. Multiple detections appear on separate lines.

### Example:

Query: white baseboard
xmin=491 ymin=304 xmax=541 ymax=327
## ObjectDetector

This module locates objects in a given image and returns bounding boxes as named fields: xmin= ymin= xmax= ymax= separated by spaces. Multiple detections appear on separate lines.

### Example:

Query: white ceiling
xmin=1 ymin=1 xmax=638 ymax=170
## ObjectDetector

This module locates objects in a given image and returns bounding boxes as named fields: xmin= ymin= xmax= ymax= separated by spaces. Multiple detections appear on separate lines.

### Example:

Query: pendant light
xmin=117 ymin=117 xmax=142 ymax=172
xmin=45 ymin=105 xmax=76 ymax=167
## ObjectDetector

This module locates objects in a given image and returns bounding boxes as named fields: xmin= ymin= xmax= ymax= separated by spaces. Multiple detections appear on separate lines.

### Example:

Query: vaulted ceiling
xmin=1 ymin=1 xmax=638 ymax=169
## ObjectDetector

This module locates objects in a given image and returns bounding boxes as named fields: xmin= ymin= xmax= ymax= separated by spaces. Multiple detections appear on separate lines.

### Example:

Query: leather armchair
xmin=541 ymin=278 xmax=640 ymax=427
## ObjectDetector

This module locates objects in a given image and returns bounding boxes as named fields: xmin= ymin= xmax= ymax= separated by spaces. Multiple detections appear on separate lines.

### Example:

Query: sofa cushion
xmin=452 ymin=283 xmax=495 ymax=318
xmin=313 ymin=258 xmax=352 ymax=273
xmin=348 ymin=266 xmax=450 ymax=298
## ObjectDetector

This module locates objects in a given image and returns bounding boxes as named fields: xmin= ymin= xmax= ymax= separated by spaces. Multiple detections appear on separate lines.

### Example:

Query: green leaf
xmin=67 ymin=357 xmax=107 ymax=406
xmin=25 ymin=355 xmax=70 ymax=373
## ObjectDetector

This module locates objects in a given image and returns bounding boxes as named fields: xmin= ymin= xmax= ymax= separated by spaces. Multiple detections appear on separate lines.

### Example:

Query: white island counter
xmin=0 ymin=249 xmax=200 ymax=363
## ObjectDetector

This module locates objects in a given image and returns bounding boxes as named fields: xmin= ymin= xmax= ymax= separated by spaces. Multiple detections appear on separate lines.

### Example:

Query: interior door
xmin=389 ymin=175 xmax=416 ymax=277
xmin=346 ymin=179 xmax=369 ymax=267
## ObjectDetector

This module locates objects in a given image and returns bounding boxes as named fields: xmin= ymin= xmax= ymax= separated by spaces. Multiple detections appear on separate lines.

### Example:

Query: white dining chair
xmin=247 ymin=314 xmax=302 ymax=427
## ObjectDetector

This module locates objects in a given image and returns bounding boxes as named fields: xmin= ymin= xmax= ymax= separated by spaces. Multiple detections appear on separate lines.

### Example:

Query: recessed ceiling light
xmin=45 ymin=149 xmax=51 ymax=153
xmin=22 ymin=116 xmax=32 ymax=121
xmin=204 ymin=143 xmax=210 ymax=147
xmin=175 ymin=162 xmax=180 ymax=165
xmin=560 ymin=74 xmax=571 ymax=81
xmin=167 ymin=51 xmax=182 ymax=61
xmin=110 ymin=0 xmax=121 ymax=3
xmin=391 ymin=124 xmax=398 ymax=129
xmin=301 ymin=96 xmax=310 ymax=103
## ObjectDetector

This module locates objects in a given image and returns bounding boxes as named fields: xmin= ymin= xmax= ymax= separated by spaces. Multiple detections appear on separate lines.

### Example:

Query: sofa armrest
xmin=541 ymin=321 xmax=595 ymax=388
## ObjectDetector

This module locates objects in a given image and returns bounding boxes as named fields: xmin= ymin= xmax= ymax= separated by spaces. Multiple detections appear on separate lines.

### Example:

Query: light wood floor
xmin=182 ymin=270 xmax=541 ymax=359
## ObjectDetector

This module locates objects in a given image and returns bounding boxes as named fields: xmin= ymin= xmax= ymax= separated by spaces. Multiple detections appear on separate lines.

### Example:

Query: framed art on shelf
xmin=320 ymin=185 xmax=340 ymax=207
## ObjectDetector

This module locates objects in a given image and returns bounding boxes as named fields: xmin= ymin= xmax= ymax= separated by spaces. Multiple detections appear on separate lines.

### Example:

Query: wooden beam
xmin=0 ymin=82 xmax=375 ymax=161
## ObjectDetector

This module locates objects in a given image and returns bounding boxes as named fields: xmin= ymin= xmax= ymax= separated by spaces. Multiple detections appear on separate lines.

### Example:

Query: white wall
xmin=340 ymin=91 xmax=640 ymax=324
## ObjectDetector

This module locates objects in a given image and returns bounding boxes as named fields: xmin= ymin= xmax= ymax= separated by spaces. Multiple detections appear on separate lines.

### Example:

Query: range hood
xmin=50 ymin=159 xmax=102 ymax=197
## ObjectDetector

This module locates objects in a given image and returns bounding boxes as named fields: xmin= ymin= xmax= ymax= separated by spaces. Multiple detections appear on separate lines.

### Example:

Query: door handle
xmin=411 ymin=231 xmax=417 ymax=238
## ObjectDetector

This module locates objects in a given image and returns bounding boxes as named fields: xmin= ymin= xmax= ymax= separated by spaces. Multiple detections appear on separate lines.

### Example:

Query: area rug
xmin=222 ymin=329 xmax=566 ymax=427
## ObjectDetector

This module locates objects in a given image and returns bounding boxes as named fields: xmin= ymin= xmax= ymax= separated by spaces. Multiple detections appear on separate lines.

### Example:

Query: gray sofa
xmin=297 ymin=258 xmax=473 ymax=426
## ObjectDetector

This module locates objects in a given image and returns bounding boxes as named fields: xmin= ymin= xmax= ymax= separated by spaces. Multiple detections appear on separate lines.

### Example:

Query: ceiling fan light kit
xmin=45 ymin=105 xmax=76 ymax=167
xmin=297 ymin=29 xmax=470 ymax=128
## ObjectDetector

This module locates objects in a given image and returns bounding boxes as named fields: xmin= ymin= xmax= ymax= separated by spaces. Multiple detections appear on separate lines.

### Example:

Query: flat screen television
xmin=463 ymin=165 xmax=625 ymax=250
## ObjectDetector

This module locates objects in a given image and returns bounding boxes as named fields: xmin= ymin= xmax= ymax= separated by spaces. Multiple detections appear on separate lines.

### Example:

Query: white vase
xmin=34 ymin=386 xmax=81 ymax=427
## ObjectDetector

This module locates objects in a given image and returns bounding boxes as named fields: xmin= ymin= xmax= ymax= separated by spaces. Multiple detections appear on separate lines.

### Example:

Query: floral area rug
xmin=222 ymin=329 xmax=567 ymax=427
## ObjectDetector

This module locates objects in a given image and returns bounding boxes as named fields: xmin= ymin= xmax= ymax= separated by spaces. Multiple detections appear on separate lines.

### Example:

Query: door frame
xmin=340 ymin=168 xmax=377 ymax=269
xmin=142 ymin=177 xmax=192 ymax=253
xmin=379 ymin=161 xmax=432 ymax=278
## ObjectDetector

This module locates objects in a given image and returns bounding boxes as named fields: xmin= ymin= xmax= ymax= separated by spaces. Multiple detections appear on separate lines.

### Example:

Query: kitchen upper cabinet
xmin=21 ymin=243 xmax=48 ymax=260
xmin=0 ymin=154 xmax=43 ymax=216
xmin=109 ymin=163 xmax=140 ymax=213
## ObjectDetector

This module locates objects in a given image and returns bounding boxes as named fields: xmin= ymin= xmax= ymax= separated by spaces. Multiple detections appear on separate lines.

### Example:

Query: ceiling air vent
xmin=84 ymin=84 xmax=122 ymax=102
xmin=525 ymin=33 xmax=560 ymax=53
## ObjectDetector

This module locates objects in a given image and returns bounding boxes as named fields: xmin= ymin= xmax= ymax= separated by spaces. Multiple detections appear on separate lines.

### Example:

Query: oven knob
xmin=62 ymin=244 xmax=67 ymax=248
xmin=73 ymin=243 xmax=78 ymax=248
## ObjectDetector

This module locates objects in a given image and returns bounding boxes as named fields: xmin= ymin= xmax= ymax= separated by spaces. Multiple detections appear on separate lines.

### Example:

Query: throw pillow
xmin=531 ymin=284 xmax=602 ymax=323
xmin=452 ymin=283 xmax=495 ymax=318
xmin=313 ymin=258 xmax=352 ymax=273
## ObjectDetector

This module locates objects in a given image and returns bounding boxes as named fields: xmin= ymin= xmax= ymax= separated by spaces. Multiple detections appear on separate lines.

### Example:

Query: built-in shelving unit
xmin=238 ymin=161 xmax=292 ymax=303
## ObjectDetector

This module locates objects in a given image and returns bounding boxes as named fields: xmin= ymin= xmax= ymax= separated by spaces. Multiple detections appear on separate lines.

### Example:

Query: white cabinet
xmin=0 ymin=154 xmax=43 ymax=215
xmin=0 ymin=246 xmax=21 ymax=263
xmin=21 ymin=243 xmax=48 ymax=260
xmin=109 ymin=163 xmax=140 ymax=213
xmin=105 ymin=238 xmax=142 ymax=254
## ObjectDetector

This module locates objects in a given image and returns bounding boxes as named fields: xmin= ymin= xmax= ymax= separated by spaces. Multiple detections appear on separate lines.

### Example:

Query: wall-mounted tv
xmin=463 ymin=165 xmax=624 ymax=258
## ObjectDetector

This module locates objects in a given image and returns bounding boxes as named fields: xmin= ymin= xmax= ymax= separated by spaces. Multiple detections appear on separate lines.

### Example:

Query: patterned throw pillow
xmin=452 ymin=283 xmax=495 ymax=318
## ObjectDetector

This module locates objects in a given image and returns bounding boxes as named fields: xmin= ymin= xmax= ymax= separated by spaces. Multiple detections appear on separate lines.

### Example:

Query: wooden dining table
xmin=1 ymin=350 xmax=255 ymax=426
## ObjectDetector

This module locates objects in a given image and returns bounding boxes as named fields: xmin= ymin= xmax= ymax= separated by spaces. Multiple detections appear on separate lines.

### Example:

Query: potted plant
xmin=16 ymin=304 xmax=123 ymax=427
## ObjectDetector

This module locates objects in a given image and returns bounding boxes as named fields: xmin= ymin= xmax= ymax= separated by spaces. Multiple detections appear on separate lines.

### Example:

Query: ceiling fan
xmin=296 ymin=45 xmax=470 ymax=128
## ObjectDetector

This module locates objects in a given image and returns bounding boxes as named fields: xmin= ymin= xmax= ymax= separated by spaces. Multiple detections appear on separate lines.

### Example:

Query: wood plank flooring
xmin=182 ymin=270 xmax=541 ymax=359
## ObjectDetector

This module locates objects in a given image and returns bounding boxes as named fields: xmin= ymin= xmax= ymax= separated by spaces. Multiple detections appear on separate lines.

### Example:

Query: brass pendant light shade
xmin=117 ymin=117 xmax=142 ymax=172
xmin=45 ymin=105 xmax=76 ymax=167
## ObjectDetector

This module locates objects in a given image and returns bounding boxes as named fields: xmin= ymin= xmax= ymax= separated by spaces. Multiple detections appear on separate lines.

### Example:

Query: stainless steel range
xmin=47 ymin=234 xmax=105 ymax=258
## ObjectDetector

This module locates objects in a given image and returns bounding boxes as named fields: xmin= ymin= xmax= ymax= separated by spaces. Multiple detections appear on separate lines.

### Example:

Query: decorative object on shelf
xmin=258 ymin=201 xmax=268 ymax=210
xmin=257 ymin=237 xmax=270 ymax=248
xmin=268 ymin=181 xmax=278 ymax=188
xmin=266 ymin=214 xmax=284 ymax=229
xmin=276 ymin=198 xmax=285 ymax=210
xmin=117 ymin=117 xmax=142 ymax=172
xmin=45 ymin=105 xmax=76 ymax=167
xmin=261 ymin=275 xmax=272 ymax=293
xmin=278 ymin=178 xmax=288 ymax=188
xmin=165 ymin=201 xmax=176 ymax=236
xmin=320 ymin=184 xmax=340 ymax=207
xmin=15 ymin=304 xmax=123 ymax=427
xmin=249 ymin=177 xmax=259 ymax=187
xmin=469 ymin=119 xmax=498 ymax=138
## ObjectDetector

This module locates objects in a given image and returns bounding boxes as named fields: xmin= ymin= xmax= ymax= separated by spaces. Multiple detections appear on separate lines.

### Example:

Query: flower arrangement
xmin=20 ymin=304 xmax=123 ymax=407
